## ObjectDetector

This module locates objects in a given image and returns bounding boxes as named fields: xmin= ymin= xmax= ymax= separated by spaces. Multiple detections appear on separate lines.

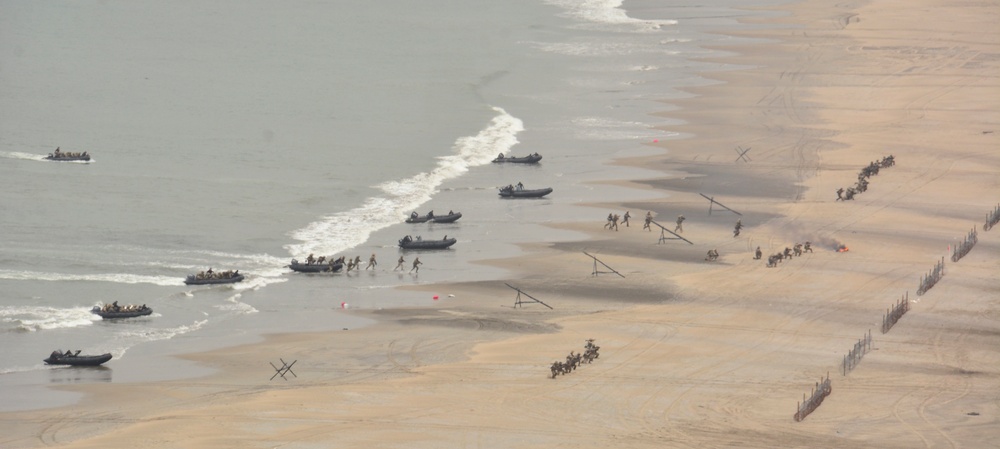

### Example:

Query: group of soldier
xmin=836 ymin=155 xmax=895 ymax=201
xmin=99 ymin=301 xmax=147 ymax=313
xmin=305 ymin=253 xmax=424 ymax=273
xmin=550 ymin=339 xmax=600 ymax=379
xmin=304 ymin=252 xmax=423 ymax=273
xmin=603 ymin=211 xmax=630 ymax=230
xmin=48 ymin=147 xmax=89 ymax=159
xmin=757 ymin=242 xmax=813 ymax=267
xmin=193 ymin=268 xmax=239 ymax=280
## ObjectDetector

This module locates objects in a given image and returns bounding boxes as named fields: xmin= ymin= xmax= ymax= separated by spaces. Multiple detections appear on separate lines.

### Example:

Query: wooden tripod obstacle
xmin=269 ymin=358 xmax=297 ymax=381
xmin=700 ymin=193 xmax=742 ymax=216
xmin=584 ymin=251 xmax=624 ymax=278
xmin=650 ymin=220 xmax=693 ymax=245
xmin=505 ymin=283 xmax=553 ymax=309
xmin=734 ymin=146 xmax=752 ymax=163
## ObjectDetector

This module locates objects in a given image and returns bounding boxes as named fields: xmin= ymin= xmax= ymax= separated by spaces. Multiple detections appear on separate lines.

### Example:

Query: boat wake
xmin=0 ymin=306 xmax=98 ymax=333
xmin=0 ymin=269 xmax=185 ymax=286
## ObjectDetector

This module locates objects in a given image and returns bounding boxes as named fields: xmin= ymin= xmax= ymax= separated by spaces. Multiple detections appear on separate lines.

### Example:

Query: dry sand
xmin=4 ymin=0 xmax=999 ymax=447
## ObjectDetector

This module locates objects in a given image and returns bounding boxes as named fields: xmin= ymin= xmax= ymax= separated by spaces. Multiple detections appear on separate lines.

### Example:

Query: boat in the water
xmin=289 ymin=259 xmax=344 ymax=273
xmin=492 ymin=153 xmax=542 ymax=164
xmin=91 ymin=304 xmax=152 ymax=319
xmin=43 ymin=351 xmax=112 ymax=366
xmin=184 ymin=269 xmax=244 ymax=285
xmin=407 ymin=211 xmax=462 ymax=224
xmin=45 ymin=149 xmax=91 ymax=161
xmin=398 ymin=235 xmax=457 ymax=250
xmin=499 ymin=185 xmax=552 ymax=198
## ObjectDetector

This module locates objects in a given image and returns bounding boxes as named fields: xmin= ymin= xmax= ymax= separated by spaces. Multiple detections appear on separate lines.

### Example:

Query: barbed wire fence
xmin=984 ymin=204 xmax=1000 ymax=231
xmin=916 ymin=257 xmax=945 ymax=296
xmin=881 ymin=292 xmax=910 ymax=334
xmin=794 ymin=372 xmax=832 ymax=422
xmin=951 ymin=227 xmax=978 ymax=262
xmin=841 ymin=329 xmax=873 ymax=376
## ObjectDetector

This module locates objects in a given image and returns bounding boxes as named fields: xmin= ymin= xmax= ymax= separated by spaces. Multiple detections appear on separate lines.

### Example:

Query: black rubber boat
xmin=398 ymin=236 xmax=457 ymax=250
xmin=498 ymin=187 xmax=553 ymax=198
xmin=492 ymin=153 xmax=542 ymax=164
xmin=406 ymin=211 xmax=462 ymax=223
xmin=289 ymin=260 xmax=344 ymax=273
xmin=43 ymin=351 xmax=112 ymax=366
xmin=184 ymin=273 xmax=245 ymax=285
xmin=91 ymin=305 xmax=152 ymax=319
xmin=45 ymin=152 xmax=91 ymax=161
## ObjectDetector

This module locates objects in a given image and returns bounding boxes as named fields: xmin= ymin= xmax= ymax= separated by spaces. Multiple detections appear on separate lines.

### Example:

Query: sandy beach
xmin=4 ymin=0 xmax=999 ymax=447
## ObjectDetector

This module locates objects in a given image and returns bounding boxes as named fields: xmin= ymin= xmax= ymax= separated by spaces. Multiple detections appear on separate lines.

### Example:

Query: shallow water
xmin=0 ymin=0 xmax=783 ymax=411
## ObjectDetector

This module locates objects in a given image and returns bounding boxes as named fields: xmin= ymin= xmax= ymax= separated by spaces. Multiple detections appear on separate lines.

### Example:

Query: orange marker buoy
xmin=433 ymin=295 xmax=439 ymax=300
xmin=653 ymin=139 xmax=659 ymax=143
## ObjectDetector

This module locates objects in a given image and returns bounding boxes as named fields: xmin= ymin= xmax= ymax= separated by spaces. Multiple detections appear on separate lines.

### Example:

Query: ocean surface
xmin=0 ymin=0 xmax=783 ymax=411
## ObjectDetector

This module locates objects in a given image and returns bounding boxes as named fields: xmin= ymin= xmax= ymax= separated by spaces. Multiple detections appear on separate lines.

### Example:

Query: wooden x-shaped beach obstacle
xmin=734 ymin=145 xmax=752 ymax=163
xmin=269 ymin=358 xmax=297 ymax=381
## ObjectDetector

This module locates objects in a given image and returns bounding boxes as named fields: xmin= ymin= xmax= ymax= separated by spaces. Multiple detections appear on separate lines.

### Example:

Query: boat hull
xmin=289 ymin=262 xmax=344 ymax=273
xmin=492 ymin=154 xmax=542 ymax=164
xmin=431 ymin=212 xmax=462 ymax=223
xmin=44 ymin=353 xmax=112 ymax=366
xmin=499 ymin=187 xmax=553 ymax=198
xmin=45 ymin=155 xmax=91 ymax=162
xmin=398 ymin=238 xmax=457 ymax=250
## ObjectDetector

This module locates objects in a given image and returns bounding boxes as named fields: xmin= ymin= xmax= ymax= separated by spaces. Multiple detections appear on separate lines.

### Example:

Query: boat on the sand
xmin=498 ymin=186 xmax=552 ymax=198
xmin=405 ymin=211 xmax=462 ymax=224
xmin=289 ymin=260 xmax=344 ymax=273
xmin=43 ymin=351 xmax=112 ymax=366
xmin=398 ymin=235 xmax=457 ymax=250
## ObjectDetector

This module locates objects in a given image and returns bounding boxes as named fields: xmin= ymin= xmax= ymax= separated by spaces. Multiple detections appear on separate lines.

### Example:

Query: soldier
xmin=675 ymin=215 xmax=685 ymax=233
xmin=394 ymin=256 xmax=405 ymax=271
xmin=836 ymin=188 xmax=844 ymax=201
xmin=366 ymin=253 xmax=377 ymax=270
xmin=604 ymin=213 xmax=613 ymax=229
xmin=784 ymin=247 xmax=793 ymax=259
xmin=804 ymin=241 xmax=813 ymax=253
xmin=410 ymin=257 xmax=423 ymax=273
xmin=793 ymin=243 xmax=803 ymax=257
xmin=733 ymin=219 xmax=742 ymax=237
xmin=643 ymin=211 xmax=653 ymax=231
xmin=306 ymin=253 xmax=315 ymax=264
xmin=754 ymin=246 xmax=762 ymax=260
xmin=611 ymin=214 xmax=619 ymax=231
xmin=622 ymin=211 xmax=630 ymax=227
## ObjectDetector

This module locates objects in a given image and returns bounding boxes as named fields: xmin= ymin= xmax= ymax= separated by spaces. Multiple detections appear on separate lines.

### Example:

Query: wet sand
xmin=3 ymin=0 xmax=999 ymax=447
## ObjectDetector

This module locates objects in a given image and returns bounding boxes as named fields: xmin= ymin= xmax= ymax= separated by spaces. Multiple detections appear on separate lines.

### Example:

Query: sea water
xmin=0 ymin=0 xmax=784 ymax=411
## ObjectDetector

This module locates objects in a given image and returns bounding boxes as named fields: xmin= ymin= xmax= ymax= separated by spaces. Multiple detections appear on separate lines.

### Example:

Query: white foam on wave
xmin=0 ymin=269 xmax=184 ymax=286
xmin=0 ymin=306 xmax=98 ymax=333
xmin=217 ymin=294 xmax=259 ymax=314
xmin=110 ymin=319 xmax=210 ymax=358
xmin=544 ymin=0 xmax=677 ymax=31
xmin=286 ymin=107 xmax=524 ymax=257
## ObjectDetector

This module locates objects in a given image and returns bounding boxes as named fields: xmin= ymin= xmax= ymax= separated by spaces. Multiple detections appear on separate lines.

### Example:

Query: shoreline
xmin=4 ymin=0 xmax=998 ymax=447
